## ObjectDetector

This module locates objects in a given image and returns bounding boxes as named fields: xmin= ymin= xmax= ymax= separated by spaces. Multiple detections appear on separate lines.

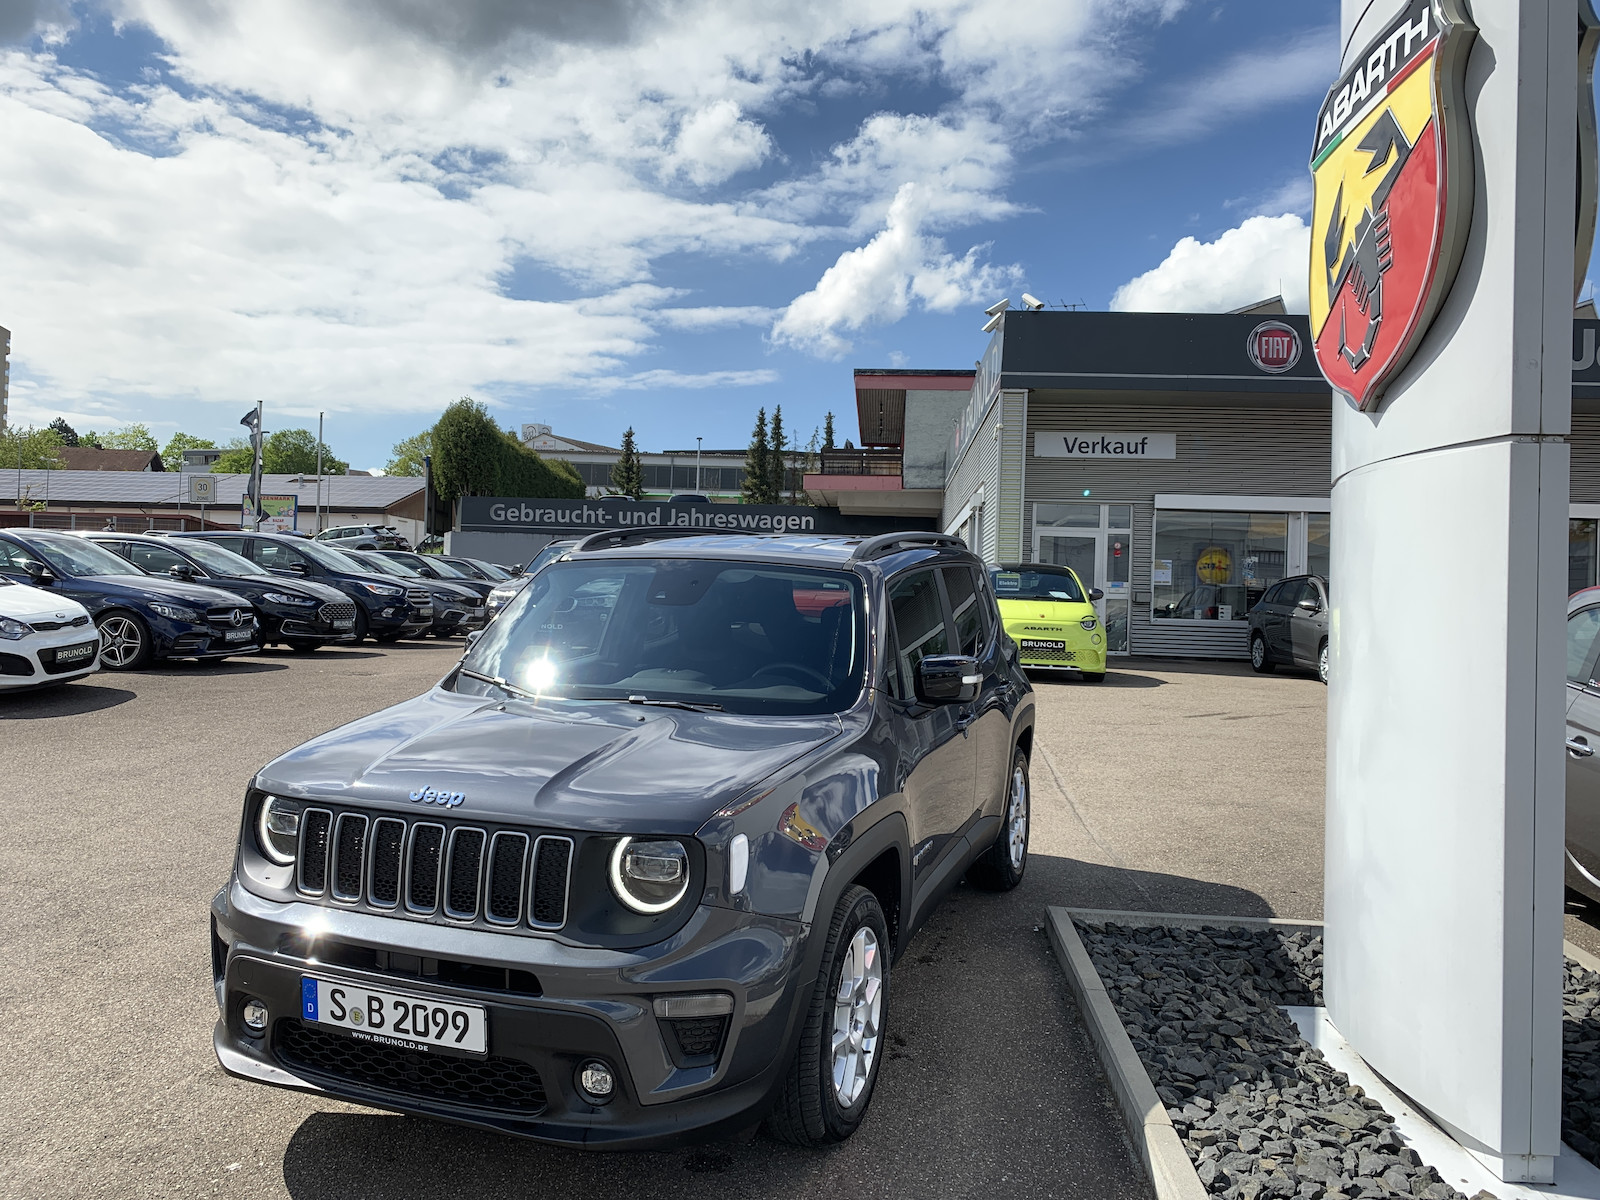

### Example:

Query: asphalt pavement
xmin=0 ymin=642 xmax=1152 ymax=1200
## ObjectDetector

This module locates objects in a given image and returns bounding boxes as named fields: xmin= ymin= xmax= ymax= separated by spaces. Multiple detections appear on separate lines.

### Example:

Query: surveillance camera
xmin=984 ymin=299 xmax=1011 ymax=316
xmin=981 ymin=312 xmax=1004 ymax=333
xmin=1021 ymin=293 xmax=1045 ymax=310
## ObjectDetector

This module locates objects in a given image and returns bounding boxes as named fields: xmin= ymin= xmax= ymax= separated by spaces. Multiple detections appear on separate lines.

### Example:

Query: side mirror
xmin=168 ymin=564 xmax=196 ymax=581
xmin=915 ymin=654 xmax=981 ymax=705
xmin=1297 ymin=597 xmax=1320 ymax=612
xmin=464 ymin=630 xmax=484 ymax=654
xmin=286 ymin=562 xmax=310 ymax=576
xmin=1088 ymin=588 xmax=1104 ymax=602
xmin=24 ymin=562 xmax=54 ymax=585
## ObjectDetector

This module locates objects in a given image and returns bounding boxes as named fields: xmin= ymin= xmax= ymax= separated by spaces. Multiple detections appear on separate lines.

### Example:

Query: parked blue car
xmin=0 ymin=530 xmax=260 ymax=670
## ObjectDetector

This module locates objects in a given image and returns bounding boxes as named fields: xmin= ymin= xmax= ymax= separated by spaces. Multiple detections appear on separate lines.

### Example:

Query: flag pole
xmin=316 ymin=412 xmax=324 ymax=533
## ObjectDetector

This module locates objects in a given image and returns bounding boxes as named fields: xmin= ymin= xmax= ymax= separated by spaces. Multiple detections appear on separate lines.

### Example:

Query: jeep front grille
xmin=294 ymin=808 xmax=572 ymax=933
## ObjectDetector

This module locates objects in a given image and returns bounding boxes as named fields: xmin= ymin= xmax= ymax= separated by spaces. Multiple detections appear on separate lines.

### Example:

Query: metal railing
xmin=815 ymin=450 xmax=903 ymax=477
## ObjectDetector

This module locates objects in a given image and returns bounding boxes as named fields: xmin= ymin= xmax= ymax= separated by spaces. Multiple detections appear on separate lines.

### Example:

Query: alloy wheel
xmin=1006 ymin=764 xmax=1029 ymax=870
xmin=98 ymin=615 xmax=143 ymax=668
xmin=1319 ymin=644 xmax=1329 ymax=684
xmin=1250 ymin=638 xmax=1265 ymax=669
xmin=830 ymin=926 xmax=883 ymax=1109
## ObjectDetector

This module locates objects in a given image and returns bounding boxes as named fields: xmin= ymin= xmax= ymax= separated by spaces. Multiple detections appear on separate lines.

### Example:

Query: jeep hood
xmin=256 ymin=688 xmax=844 ymax=834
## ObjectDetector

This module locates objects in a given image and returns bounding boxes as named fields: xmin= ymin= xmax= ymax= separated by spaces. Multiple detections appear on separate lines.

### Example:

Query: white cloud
xmin=604 ymin=368 xmax=781 ymax=390
xmin=770 ymin=182 xmax=1021 ymax=357
xmin=1226 ymin=175 xmax=1313 ymax=219
xmin=0 ymin=0 xmax=1199 ymax=430
xmin=1110 ymin=214 xmax=1309 ymax=315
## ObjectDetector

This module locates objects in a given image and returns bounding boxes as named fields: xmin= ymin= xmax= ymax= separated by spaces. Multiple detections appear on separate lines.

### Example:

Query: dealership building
xmin=926 ymin=306 xmax=1600 ymax=661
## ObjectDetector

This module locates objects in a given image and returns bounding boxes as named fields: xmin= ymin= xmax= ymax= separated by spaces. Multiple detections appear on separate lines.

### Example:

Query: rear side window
xmin=207 ymin=537 xmax=248 ymax=555
xmin=943 ymin=565 xmax=988 ymax=657
xmin=1258 ymin=582 xmax=1285 ymax=606
xmin=254 ymin=541 xmax=305 ymax=571
xmin=889 ymin=570 xmax=950 ymax=684
xmin=1569 ymin=606 xmax=1600 ymax=684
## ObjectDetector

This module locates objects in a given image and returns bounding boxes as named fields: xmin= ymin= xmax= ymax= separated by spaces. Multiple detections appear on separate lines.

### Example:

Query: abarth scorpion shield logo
xmin=1309 ymin=0 xmax=1476 ymax=411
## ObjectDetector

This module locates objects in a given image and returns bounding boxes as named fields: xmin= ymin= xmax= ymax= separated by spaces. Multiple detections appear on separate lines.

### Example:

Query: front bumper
xmin=161 ymin=619 xmax=262 ymax=659
xmin=430 ymin=606 xmax=487 ymax=635
xmin=210 ymin=879 xmax=809 ymax=1147
xmin=0 ymin=626 xmax=99 ymax=687
xmin=1005 ymin=623 xmax=1107 ymax=672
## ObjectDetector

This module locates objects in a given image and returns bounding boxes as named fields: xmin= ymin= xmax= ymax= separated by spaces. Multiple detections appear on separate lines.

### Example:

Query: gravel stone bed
xmin=1563 ymin=958 xmax=1600 ymax=1162
xmin=1076 ymin=922 xmax=1496 ymax=1200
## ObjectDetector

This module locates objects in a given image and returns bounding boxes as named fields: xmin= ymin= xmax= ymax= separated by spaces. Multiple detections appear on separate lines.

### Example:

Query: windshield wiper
xmin=624 ymin=694 xmax=724 ymax=712
xmin=458 ymin=667 xmax=539 ymax=702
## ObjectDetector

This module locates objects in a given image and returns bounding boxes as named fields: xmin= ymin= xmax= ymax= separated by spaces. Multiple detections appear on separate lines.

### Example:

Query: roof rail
xmin=847 ymin=532 xmax=969 ymax=562
xmin=571 ymin=528 xmax=718 ymax=553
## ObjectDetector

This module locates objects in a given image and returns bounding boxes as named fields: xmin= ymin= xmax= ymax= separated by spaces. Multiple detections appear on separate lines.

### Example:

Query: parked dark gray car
xmin=1566 ymin=587 xmax=1600 ymax=904
xmin=1247 ymin=574 xmax=1330 ymax=683
xmin=210 ymin=531 xmax=1035 ymax=1147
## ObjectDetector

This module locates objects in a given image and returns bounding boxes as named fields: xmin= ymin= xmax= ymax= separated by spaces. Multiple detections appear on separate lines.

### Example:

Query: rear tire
xmin=1249 ymin=633 xmax=1274 ymax=674
xmin=967 ymin=747 xmax=1029 ymax=891
xmin=766 ymin=886 xmax=890 ymax=1147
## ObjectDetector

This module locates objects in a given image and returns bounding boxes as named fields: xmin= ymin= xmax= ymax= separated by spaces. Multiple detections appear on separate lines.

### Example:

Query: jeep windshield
xmin=454 ymin=558 xmax=864 ymax=715
xmin=989 ymin=566 xmax=1086 ymax=603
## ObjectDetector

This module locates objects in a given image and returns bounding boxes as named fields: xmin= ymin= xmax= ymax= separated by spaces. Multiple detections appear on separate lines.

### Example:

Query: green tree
xmin=766 ymin=405 xmax=788 ymax=503
xmin=742 ymin=408 xmax=771 ymax=504
xmin=47 ymin=418 xmax=78 ymax=447
xmin=385 ymin=428 xmax=433 ymax=477
xmin=162 ymin=432 xmax=216 ymax=466
xmin=822 ymin=411 xmax=835 ymax=452
xmin=0 ymin=425 xmax=65 ymax=470
xmin=98 ymin=423 xmax=158 ymax=452
xmin=210 ymin=429 xmax=347 ymax=475
xmin=609 ymin=427 xmax=644 ymax=499
xmin=430 ymin=397 xmax=582 ymax=503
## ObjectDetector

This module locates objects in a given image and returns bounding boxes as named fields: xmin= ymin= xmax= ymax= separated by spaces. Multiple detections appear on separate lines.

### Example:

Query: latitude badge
xmin=1308 ymin=0 xmax=1476 ymax=411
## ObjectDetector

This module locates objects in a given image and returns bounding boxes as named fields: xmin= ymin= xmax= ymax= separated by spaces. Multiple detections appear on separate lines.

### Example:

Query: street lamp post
xmin=695 ymin=437 xmax=702 ymax=494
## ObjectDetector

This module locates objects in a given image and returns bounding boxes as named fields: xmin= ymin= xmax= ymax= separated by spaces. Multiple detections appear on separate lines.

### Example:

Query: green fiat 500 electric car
xmin=989 ymin=563 xmax=1106 ymax=682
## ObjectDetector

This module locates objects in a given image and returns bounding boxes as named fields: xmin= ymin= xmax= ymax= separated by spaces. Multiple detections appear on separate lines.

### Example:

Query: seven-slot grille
xmin=295 ymin=808 xmax=572 ymax=932
xmin=318 ymin=601 xmax=357 ymax=624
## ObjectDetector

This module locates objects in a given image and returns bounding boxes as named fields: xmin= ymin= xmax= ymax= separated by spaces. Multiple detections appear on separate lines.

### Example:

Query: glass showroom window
xmin=1573 ymin=520 xmax=1598 ymax=595
xmin=1152 ymin=510 xmax=1288 ymax=620
xmin=1308 ymin=514 xmax=1331 ymax=581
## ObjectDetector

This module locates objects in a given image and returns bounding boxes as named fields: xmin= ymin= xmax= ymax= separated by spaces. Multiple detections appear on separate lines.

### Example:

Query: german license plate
xmin=331 ymin=619 xmax=354 ymax=630
xmin=1019 ymin=638 xmax=1066 ymax=652
xmin=53 ymin=641 xmax=96 ymax=665
xmin=300 ymin=976 xmax=487 ymax=1056
xmin=224 ymin=627 xmax=253 ymax=642
xmin=418 ymin=606 xmax=434 ymax=617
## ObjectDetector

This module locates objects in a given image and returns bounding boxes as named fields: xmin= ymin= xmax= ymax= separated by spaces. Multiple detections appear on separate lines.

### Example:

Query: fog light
xmin=1091 ymin=634 xmax=1102 ymax=646
xmin=242 ymin=998 xmax=269 ymax=1033
xmin=577 ymin=1059 xmax=615 ymax=1103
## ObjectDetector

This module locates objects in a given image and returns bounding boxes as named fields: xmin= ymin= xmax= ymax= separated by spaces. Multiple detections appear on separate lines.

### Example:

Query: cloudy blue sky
xmin=2 ymin=1 xmax=1347 ymax=469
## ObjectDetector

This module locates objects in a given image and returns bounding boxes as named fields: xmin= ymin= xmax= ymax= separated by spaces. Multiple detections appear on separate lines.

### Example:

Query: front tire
xmin=1081 ymin=670 xmax=1106 ymax=683
xmin=968 ymin=747 xmax=1029 ymax=891
xmin=1249 ymin=633 xmax=1274 ymax=674
xmin=95 ymin=610 xmax=152 ymax=670
xmin=349 ymin=608 xmax=370 ymax=644
xmin=1318 ymin=640 xmax=1329 ymax=685
xmin=766 ymin=886 xmax=890 ymax=1147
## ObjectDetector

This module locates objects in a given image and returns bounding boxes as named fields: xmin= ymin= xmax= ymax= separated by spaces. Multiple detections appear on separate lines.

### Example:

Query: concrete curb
xmin=1060 ymin=906 xmax=1324 ymax=935
xmin=1045 ymin=906 xmax=1209 ymax=1200
xmin=1569 ymin=938 xmax=1600 ymax=976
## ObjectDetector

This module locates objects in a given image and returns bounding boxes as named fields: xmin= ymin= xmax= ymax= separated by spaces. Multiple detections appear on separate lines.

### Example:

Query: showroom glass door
xmin=1034 ymin=503 xmax=1131 ymax=654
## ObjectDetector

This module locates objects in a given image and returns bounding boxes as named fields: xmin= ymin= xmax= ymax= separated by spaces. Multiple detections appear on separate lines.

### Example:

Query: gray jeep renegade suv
xmin=210 ymin=531 xmax=1035 ymax=1147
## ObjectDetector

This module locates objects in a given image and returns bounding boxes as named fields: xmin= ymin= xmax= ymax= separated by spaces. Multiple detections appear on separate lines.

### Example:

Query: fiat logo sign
xmin=1247 ymin=320 xmax=1302 ymax=374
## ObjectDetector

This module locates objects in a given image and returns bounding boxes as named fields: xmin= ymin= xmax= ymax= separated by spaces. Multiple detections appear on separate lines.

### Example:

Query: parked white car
xmin=0 ymin=578 xmax=100 ymax=690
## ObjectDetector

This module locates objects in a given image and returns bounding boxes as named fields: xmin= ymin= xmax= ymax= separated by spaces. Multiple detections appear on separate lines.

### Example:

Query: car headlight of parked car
xmin=0 ymin=616 xmax=30 ymax=640
xmin=609 ymin=837 xmax=690 ymax=913
xmin=1080 ymin=617 xmax=1099 ymax=631
xmin=261 ymin=592 xmax=317 ymax=606
xmin=256 ymin=795 xmax=302 ymax=866
xmin=150 ymin=603 xmax=201 ymax=622
xmin=358 ymin=582 xmax=405 ymax=598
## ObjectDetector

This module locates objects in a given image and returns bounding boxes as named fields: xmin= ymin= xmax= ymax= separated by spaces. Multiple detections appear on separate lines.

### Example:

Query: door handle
xmin=1570 ymin=737 xmax=1595 ymax=759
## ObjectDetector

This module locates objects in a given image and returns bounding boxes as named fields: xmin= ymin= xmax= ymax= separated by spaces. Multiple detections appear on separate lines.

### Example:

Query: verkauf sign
xmin=456 ymin=496 xmax=915 ymax=536
xmin=1033 ymin=432 xmax=1177 ymax=460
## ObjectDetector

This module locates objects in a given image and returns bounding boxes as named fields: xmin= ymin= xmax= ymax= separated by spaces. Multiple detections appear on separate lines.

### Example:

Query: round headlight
xmin=1080 ymin=617 xmax=1098 ymax=631
xmin=609 ymin=837 xmax=689 ymax=914
xmin=256 ymin=796 xmax=301 ymax=866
